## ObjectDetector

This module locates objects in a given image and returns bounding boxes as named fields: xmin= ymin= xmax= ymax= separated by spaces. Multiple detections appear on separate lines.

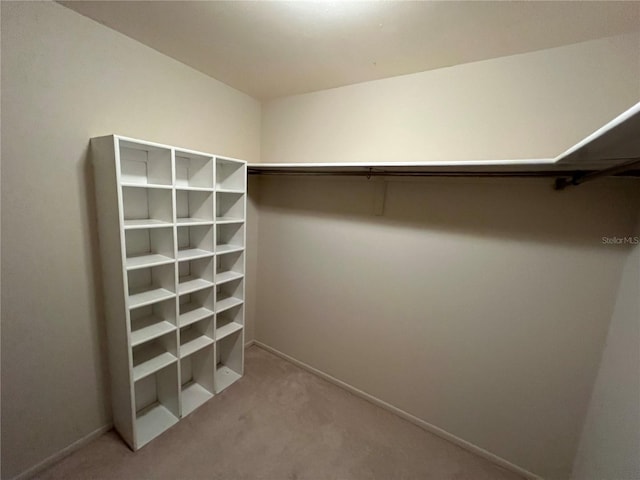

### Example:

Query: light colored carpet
xmin=34 ymin=345 xmax=524 ymax=480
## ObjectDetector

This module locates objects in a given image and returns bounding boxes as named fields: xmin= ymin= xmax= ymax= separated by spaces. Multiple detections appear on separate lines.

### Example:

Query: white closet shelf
xmin=124 ymin=219 xmax=173 ymax=230
xmin=246 ymin=102 xmax=640 ymax=183
xmin=180 ymin=334 xmax=214 ymax=358
xmin=175 ymin=186 xmax=214 ymax=192
xmin=216 ymin=244 xmax=244 ymax=255
xmin=216 ymin=321 xmax=243 ymax=341
xmin=181 ymin=382 xmax=213 ymax=417
xmin=215 ymin=365 xmax=242 ymax=393
xmin=179 ymin=305 xmax=214 ymax=328
xmin=217 ymin=188 xmax=244 ymax=194
xmin=135 ymin=403 xmax=179 ymax=448
xmin=131 ymin=319 xmax=176 ymax=347
xmin=176 ymin=218 xmax=214 ymax=226
xmin=216 ymin=296 xmax=243 ymax=314
xmin=121 ymin=183 xmax=172 ymax=190
xmin=126 ymin=253 xmax=174 ymax=270
xmin=133 ymin=350 xmax=177 ymax=382
xmin=177 ymin=248 xmax=214 ymax=262
xmin=215 ymin=271 xmax=244 ymax=285
xmin=216 ymin=217 xmax=244 ymax=224
xmin=178 ymin=277 xmax=214 ymax=295
xmin=128 ymin=288 xmax=175 ymax=310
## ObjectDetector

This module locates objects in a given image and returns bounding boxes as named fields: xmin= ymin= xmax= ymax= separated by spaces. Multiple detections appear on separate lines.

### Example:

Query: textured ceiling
xmin=60 ymin=1 xmax=640 ymax=100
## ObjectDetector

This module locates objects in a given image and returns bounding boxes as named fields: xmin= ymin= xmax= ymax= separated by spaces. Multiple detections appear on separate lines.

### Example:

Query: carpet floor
xmin=34 ymin=345 xmax=524 ymax=480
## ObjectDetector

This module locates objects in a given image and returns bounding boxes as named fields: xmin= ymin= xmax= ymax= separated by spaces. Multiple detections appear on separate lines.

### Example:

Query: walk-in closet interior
xmin=2 ymin=2 xmax=639 ymax=480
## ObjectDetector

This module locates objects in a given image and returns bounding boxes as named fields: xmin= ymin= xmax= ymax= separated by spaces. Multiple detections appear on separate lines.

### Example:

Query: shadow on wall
xmin=82 ymin=145 xmax=112 ymax=404
xmin=253 ymin=175 xmax=640 ymax=250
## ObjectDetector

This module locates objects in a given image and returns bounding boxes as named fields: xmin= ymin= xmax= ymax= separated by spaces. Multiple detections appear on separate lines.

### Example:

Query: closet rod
xmin=554 ymin=158 xmax=640 ymax=190
xmin=248 ymin=170 xmax=566 ymax=178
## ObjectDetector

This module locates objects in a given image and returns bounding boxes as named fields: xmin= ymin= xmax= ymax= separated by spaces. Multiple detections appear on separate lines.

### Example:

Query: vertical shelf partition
xmin=92 ymin=136 xmax=246 ymax=450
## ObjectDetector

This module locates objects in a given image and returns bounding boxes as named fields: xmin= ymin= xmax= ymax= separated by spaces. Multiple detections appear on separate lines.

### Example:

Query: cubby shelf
xmin=121 ymin=183 xmax=172 ymax=190
xmin=180 ymin=334 xmax=214 ymax=358
xmin=136 ymin=403 xmax=179 ymax=448
xmin=216 ymin=296 xmax=243 ymax=313
xmin=128 ymin=288 xmax=175 ymax=310
xmin=176 ymin=218 xmax=214 ymax=226
xmin=177 ymin=248 xmax=214 ymax=262
xmin=216 ymin=244 xmax=244 ymax=255
xmin=124 ymin=219 xmax=173 ymax=230
xmin=216 ymin=217 xmax=244 ymax=224
xmin=215 ymin=271 xmax=244 ymax=285
xmin=216 ymin=321 xmax=243 ymax=341
xmin=126 ymin=254 xmax=174 ymax=270
xmin=216 ymin=188 xmax=244 ymax=194
xmin=179 ymin=305 xmax=214 ymax=328
xmin=178 ymin=278 xmax=214 ymax=295
xmin=133 ymin=347 xmax=177 ymax=382
xmin=215 ymin=329 xmax=243 ymax=393
xmin=181 ymin=382 xmax=214 ymax=417
xmin=93 ymin=135 xmax=246 ymax=451
xmin=131 ymin=319 xmax=176 ymax=347
xmin=215 ymin=366 xmax=242 ymax=393
xmin=176 ymin=186 xmax=214 ymax=192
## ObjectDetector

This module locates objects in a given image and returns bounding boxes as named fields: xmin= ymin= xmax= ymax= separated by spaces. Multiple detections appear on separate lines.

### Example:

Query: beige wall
xmin=262 ymin=32 xmax=640 ymax=164
xmin=0 ymin=2 xmax=260 ymax=478
xmin=571 ymin=214 xmax=640 ymax=480
xmin=255 ymin=176 xmax=640 ymax=479
xmin=3 ymin=3 xmax=640 ymax=479
xmin=256 ymin=32 xmax=640 ymax=479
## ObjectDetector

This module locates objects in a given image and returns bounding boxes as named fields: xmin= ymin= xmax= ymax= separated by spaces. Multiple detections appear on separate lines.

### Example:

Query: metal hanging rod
xmin=554 ymin=158 xmax=640 ymax=190
xmin=248 ymin=169 xmax=568 ymax=178
xmin=248 ymin=159 xmax=640 ymax=189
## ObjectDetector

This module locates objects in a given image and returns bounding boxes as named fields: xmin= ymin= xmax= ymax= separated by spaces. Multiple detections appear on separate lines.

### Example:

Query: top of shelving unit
xmin=247 ymin=102 xmax=640 ymax=178
xmin=112 ymin=135 xmax=248 ymax=166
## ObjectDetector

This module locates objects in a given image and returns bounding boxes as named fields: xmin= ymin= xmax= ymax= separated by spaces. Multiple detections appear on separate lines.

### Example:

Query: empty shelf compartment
xmin=179 ymin=289 xmax=214 ymax=328
xmin=216 ymin=303 xmax=243 ymax=341
xmin=215 ymin=276 xmax=244 ymax=314
xmin=130 ymin=300 xmax=177 ymax=347
xmin=132 ymin=333 xmax=177 ymax=382
xmin=120 ymin=141 xmax=172 ymax=186
xmin=178 ymin=256 xmax=214 ymax=295
xmin=216 ymin=296 xmax=243 ymax=314
xmin=179 ymin=317 xmax=213 ymax=358
xmin=134 ymin=363 xmax=179 ymax=448
xmin=216 ymin=191 xmax=245 ymax=223
xmin=176 ymin=189 xmax=213 ymax=224
xmin=125 ymin=227 xmax=174 ymax=270
xmin=216 ymin=223 xmax=244 ymax=254
xmin=215 ymin=329 xmax=243 ymax=393
xmin=175 ymin=151 xmax=214 ymax=189
xmin=128 ymin=264 xmax=175 ymax=309
xmin=180 ymin=346 xmax=214 ymax=417
xmin=215 ymin=250 xmax=244 ymax=285
xmin=216 ymin=157 xmax=246 ymax=191
xmin=177 ymin=224 xmax=214 ymax=261
xmin=122 ymin=186 xmax=173 ymax=226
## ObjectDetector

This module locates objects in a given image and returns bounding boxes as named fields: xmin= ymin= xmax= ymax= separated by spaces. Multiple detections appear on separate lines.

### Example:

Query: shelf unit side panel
xmin=170 ymin=148 xmax=183 ymax=418
xmin=91 ymin=136 xmax=136 ymax=448
xmin=240 ymin=163 xmax=247 ymax=374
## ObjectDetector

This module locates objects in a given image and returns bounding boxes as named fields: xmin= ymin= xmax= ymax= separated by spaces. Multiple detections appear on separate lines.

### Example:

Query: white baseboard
xmin=12 ymin=424 xmax=112 ymax=480
xmin=253 ymin=341 xmax=541 ymax=480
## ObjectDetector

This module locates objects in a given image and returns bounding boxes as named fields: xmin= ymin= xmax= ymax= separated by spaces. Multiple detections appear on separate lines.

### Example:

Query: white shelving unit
xmin=92 ymin=135 xmax=246 ymax=450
